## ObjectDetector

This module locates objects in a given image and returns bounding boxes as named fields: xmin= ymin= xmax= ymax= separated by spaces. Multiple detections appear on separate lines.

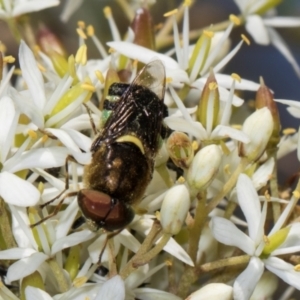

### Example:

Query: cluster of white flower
xmin=0 ymin=0 xmax=300 ymax=300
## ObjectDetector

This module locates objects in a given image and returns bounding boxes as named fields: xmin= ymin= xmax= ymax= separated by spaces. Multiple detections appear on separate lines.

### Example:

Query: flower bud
xmin=160 ymin=185 xmax=190 ymax=235
xmin=255 ymin=77 xmax=280 ymax=150
xmin=131 ymin=7 xmax=155 ymax=50
xmin=196 ymin=71 xmax=220 ymax=134
xmin=167 ymin=131 xmax=194 ymax=168
xmin=187 ymin=145 xmax=222 ymax=194
xmin=185 ymin=283 xmax=233 ymax=300
xmin=238 ymin=107 xmax=274 ymax=162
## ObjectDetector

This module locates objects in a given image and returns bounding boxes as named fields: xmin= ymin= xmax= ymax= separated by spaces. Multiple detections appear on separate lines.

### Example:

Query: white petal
xmin=236 ymin=174 xmax=261 ymax=241
xmin=265 ymin=257 xmax=300 ymax=289
xmin=61 ymin=128 xmax=92 ymax=152
xmin=0 ymin=248 xmax=36 ymax=259
xmin=263 ymin=17 xmax=300 ymax=27
xmin=163 ymin=237 xmax=194 ymax=266
xmin=25 ymin=287 xmax=53 ymax=300
xmin=233 ymin=257 xmax=264 ymax=300
xmin=60 ymin=0 xmax=83 ymax=22
xmin=210 ymin=216 xmax=255 ymax=255
xmin=0 ymin=172 xmax=40 ymax=206
xmin=246 ymin=15 xmax=270 ymax=45
xmin=9 ymin=88 xmax=44 ymax=128
xmin=268 ymin=27 xmax=300 ymax=77
xmin=164 ymin=117 xmax=206 ymax=140
xmin=13 ymin=0 xmax=59 ymax=17
xmin=287 ymin=106 xmax=300 ymax=118
xmin=187 ymin=283 xmax=233 ymax=300
xmin=51 ymin=230 xmax=96 ymax=255
xmin=19 ymin=41 xmax=46 ymax=110
xmin=215 ymin=73 xmax=260 ymax=91
xmin=0 ymin=96 xmax=17 ymax=163
xmin=275 ymin=98 xmax=300 ymax=108
xmin=116 ymin=229 xmax=141 ymax=253
xmin=4 ymin=147 xmax=69 ymax=173
xmin=134 ymin=288 xmax=181 ymax=300
xmin=7 ymin=252 xmax=48 ymax=282
xmin=95 ymin=275 xmax=125 ymax=300
xmin=252 ymin=158 xmax=274 ymax=190
xmin=211 ymin=125 xmax=250 ymax=143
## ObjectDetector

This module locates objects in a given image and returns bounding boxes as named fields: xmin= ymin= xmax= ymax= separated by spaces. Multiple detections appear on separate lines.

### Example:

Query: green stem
xmin=207 ymin=157 xmax=249 ymax=213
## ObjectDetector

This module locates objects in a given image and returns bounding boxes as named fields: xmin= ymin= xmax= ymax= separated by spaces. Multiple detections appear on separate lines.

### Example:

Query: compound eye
xmin=78 ymin=189 xmax=135 ymax=231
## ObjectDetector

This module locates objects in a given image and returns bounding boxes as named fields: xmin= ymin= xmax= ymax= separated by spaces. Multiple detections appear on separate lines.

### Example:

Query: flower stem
xmin=207 ymin=157 xmax=249 ymax=213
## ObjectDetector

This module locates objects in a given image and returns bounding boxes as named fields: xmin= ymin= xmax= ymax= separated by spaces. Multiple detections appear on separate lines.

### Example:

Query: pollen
xmin=95 ymin=70 xmax=104 ymax=84
xmin=177 ymin=176 xmax=185 ymax=184
xmin=203 ymin=30 xmax=214 ymax=38
xmin=292 ymin=190 xmax=300 ymax=200
xmin=42 ymin=135 xmax=48 ymax=143
xmin=103 ymin=6 xmax=112 ymax=18
xmin=229 ymin=14 xmax=241 ymax=26
xmin=208 ymin=82 xmax=218 ymax=90
xmin=76 ymin=28 xmax=87 ymax=40
xmin=77 ymin=20 xmax=85 ymax=29
xmin=108 ymin=47 xmax=116 ymax=53
xmin=0 ymin=43 xmax=7 ymax=53
xmin=192 ymin=140 xmax=198 ymax=151
xmin=75 ymin=44 xmax=87 ymax=65
xmin=264 ymin=190 xmax=271 ymax=201
xmin=166 ymin=77 xmax=173 ymax=83
xmin=283 ymin=127 xmax=296 ymax=135
xmin=13 ymin=68 xmax=22 ymax=75
xmin=155 ymin=211 xmax=161 ymax=221
xmin=263 ymin=235 xmax=270 ymax=245
xmin=184 ymin=0 xmax=192 ymax=7
xmin=294 ymin=264 xmax=300 ymax=272
xmin=81 ymin=82 xmax=96 ymax=92
xmin=28 ymin=129 xmax=37 ymax=139
xmin=87 ymin=25 xmax=94 ymax=36
xmin=37 ymin=63 xmax=46 ymax=72
xmin=241 ymin=34 xmax=250 ymax=45
xmin=231 ymin=73 xmax=241 ymax=82
xmin=165 ymin=259 xmax=173 ymax=266
xmin=38 ymin=182 xmax=44 ymax=194
xmin=73 ymin=276 xmax=88 ymax=287
xmin=224 ymin=164 xmax=231 ymax=175
xmin=164 ymin=9 xmax=178 ymax=17
xmin=3 ymin=55 xmax=15 ymax=63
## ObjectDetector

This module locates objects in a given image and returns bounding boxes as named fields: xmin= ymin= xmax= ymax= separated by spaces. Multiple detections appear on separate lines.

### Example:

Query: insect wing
xmin=91 ymin=61 xmax=166 ymax=152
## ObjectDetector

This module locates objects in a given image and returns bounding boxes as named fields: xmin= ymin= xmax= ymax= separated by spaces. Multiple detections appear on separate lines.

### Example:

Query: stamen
xmin=224 ymin=164 xmax=231 ymax=175
xmin=208 ymin=82 xmax=218 ymax=90
xmin=73 ymin=276 xmax=88 ymax=287
xmin=76 ymin=28 xmax=87 ymax=40
xmin=28 ymin=129 xmax=37 ymax=139
xmin=87 ymin=25 xmax=94 ymax=36
xmin=292 ymin=190 xmax=300 ymax=199
xmin=75 ymin=44 xmax=87 ymax=66
xmin=231 ymin=73 xmax=241 ymax=82
xmin=81 ymin=82 xmax=96 ymax=93
xmin=42 ymin=135 xmax=48 ymax=143
xmin=104 ymin=6 xmax=121 ymax=41
xmin=241 ymin=34 xmax=250 ymax=45
xmin=77 ymin=20 xmax=85 ymax=29
xmin=95 ymin=70 xmax=105 ymax=84
xmin=177 ymin=176 xmax=185 ymax=184
xmin=68 ymin=55 xmax=77 ymax=79
xmin=229 ymin=14 xmax=241 ymax=26
xmin=163 ymin=9 xmax=178 ymax=17
xmin=3 ymin=55 xmax=15 ymax=63
xmin=37 ymin=63 xmax=46 ymax=72
xmin=283 ymin=128 xmax=296 ymax=135
xmin=192 ymin=141 xmax=198 ymax=151
xmin=294 ymin=265 xmax=300 ymax=272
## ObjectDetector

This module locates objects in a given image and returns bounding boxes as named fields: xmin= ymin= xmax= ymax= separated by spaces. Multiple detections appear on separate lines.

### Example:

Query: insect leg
xmin=83 ymin=103 xmax=98 ymax=135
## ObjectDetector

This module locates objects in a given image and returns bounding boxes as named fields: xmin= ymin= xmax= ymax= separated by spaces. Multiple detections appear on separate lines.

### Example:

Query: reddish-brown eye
xmin=78 ymin=189 xmax=135 ymax=231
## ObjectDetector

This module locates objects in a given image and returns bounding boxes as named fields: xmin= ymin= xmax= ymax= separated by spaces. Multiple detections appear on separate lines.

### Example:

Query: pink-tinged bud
xmin=167 ymin=131 xmax=194 ymax=169
xmin=37 ymin=24 xmax=67 ymax=57
xmin=131 ymin=7 xmax=155 ymax=50
xmin=197 ymin=71 xmax=220 ymax=133
xmin=255 ymin=78 xmax=280 ymax=150
xmin=187 ymin=145 xmax=222 ymax=194
xmin=160 ymin=185 xmax=190 ymax=235
xmin=238 ymin=107 xmax=274 ymax=162
xmin=185 ymin=283 xmax=233 ymax=300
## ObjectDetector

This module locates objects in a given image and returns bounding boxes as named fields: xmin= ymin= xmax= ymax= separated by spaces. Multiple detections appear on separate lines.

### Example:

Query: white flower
xmin=0 ymin=0 xmax=59 ymax=19
xmin=210 ymin=174 xmax=300 ymax=300
xmin=233 ymin=0 xmax=300 ymax=76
